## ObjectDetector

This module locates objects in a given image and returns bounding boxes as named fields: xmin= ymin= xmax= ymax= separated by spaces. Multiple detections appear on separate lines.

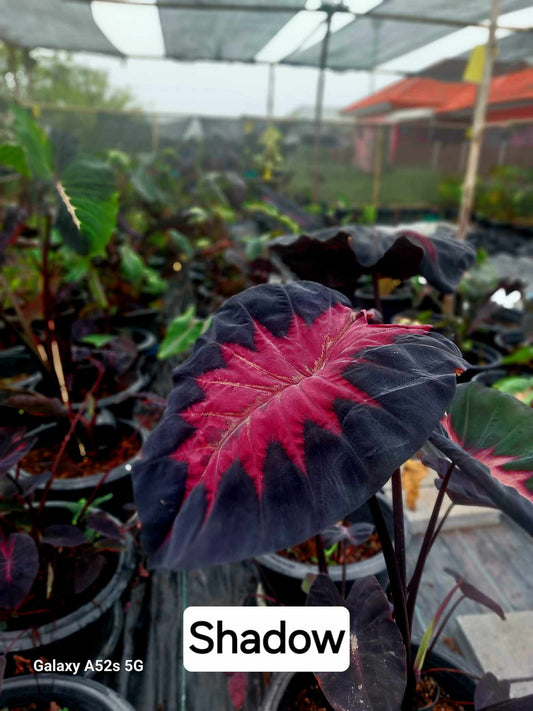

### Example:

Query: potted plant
xmin=0 ymin=429 xmax=135 ymax=677
xmin=255 ymin=494 xmax=404 ymax=606
xmin=131 ymin=280 xmax=532 ymax=710
xmin=0 ymin=673 xmax=135 ymax=711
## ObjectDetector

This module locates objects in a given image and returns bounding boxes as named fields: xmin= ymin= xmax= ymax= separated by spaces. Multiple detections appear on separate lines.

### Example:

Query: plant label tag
xmin=183 ymin=606 xmax=350 ymax=672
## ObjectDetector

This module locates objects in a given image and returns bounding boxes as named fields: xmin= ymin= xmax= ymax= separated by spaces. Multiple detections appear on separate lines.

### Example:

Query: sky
xmin=63 ymin=2 xmax=532 ymax=118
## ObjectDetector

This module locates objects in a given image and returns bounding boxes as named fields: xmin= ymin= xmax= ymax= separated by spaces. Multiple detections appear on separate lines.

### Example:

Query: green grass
xmin=285 ymin=146 xmax=442 ymax=207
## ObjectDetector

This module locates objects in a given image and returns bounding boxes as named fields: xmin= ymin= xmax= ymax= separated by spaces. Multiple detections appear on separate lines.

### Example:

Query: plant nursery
xmin=0 ymin=2 xmax=532 ymax=711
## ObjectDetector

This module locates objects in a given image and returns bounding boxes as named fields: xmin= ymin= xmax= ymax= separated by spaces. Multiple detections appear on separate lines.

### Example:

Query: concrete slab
xmin=384 ymin=466 xmax=501 ymax=535
xmin=457 ymin=611 xmax=533 ymax=698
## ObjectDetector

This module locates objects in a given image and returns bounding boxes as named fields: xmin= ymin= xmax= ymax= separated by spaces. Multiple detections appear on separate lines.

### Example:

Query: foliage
xmin=133 ymin=281 xmax=465 ymax=569
xmin=157 ymin=307 xmax=210 ymax=360
xmin=476 ymin=166 xmax=533 ymax=223
xmin=270 ymin=223 xmax=475 ymax=296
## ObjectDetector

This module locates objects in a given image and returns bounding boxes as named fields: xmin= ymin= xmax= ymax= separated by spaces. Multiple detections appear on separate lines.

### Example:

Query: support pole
xmin=267 ymin=63 xmax=276 ymax=122
xmin=457 ymin=0 xmax=501 ymax=240
xmin=372 ymin=125 xmax=384 ymax=207
xmin=312 ymin=9 xmax=333 ymax=204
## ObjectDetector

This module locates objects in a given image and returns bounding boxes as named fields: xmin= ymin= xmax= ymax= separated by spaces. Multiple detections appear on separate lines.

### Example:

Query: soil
xmin=279 ymin=530 xmax=382 ymax=566
xmin=20 ymin=430 xmax=141 ymax=479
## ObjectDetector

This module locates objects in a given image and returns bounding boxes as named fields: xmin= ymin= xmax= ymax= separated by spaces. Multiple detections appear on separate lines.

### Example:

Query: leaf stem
xmin=314 ymin=534 xmax=328 ymax=576
xmin=406 ymin=462 xmax=455 ymax=630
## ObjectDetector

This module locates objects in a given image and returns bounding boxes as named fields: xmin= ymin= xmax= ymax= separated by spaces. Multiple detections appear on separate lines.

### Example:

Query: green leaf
xmin=169 ymin=229 xmax=194 ymax=259
xmin=444 ymin=382 xmax=533 ymax=502
xmin=81 ymin=334 xmax=116 ymax=348
xmin=502 ymin=346 xmax=533 ymax=366
xmin=493 ymin=375 xmax=533 ymax=406
xmin=157 ymin=308 xmax=207 ymax=360
xmin=0 ymin=144 xmax=30 ymax=177
xmin=11 ymin=105 xmax=52 ymax=181
xmin=55 ymin=157 xmax=119 ymax=257
xmin=120 ymin=244 xmax=145 ymax=285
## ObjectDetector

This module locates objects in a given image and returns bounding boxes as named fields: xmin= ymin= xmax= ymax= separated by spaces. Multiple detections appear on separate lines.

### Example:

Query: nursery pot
xmin=0 ymin=674 xmax=136 ymax=711
xmin=0 ymin=503 xmax=135 ymax=678
xmin=18 ymin=419 xmax=145 ymax=516
xmin=0 ymin=347 xmax=41 ymax=391
xmin=259 ymin=646 xmax=475 ymax=711
xmin=256 ymin=495 xmax=407 ymax=606
xmin=353 ymin=285 xmax=413 ymax=323
xmin=459 ymin=340 xmax=502 ymax=381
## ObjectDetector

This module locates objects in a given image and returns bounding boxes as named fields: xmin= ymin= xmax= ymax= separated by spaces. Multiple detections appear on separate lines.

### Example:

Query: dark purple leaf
xmin=0 ymin=392 xmax=68 ymax=418
xmin=0 ymin=430 xmax=36 ymax=478
xmin=133 ymin=282 xmax=465 ymax=569
xmin=479 ymin=696 xmax=533 ymax=711
xmin=74 ymin=554 xmax=105 ymax=594
xmin=0 ymin=470 xmax=52 ymax=498
xmin=270 ymin=224 xmax=475 ymax=295
xmin=42 ymin=525 xmax=87 ymax=547
xmin=307 ymin=574 xmax=406 ymax=711
xmin=86 ymin=513 xmax=124 ymax=541
xmin=475 ymin=673 xmax=511 ymax=710
xmin=227 ymin=671 xmax=247 ymax=710
xmin=321 ymin=522 xmax=375 ymax=548
xmin=444 ymin=569 xmax=505 ymax=619
xmin=0 ymin=533 xmax=39 ymax=608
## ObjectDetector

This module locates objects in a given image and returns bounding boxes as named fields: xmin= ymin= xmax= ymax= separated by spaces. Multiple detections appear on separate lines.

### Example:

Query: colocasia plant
xmin=132 ymin=280 xmax=533 ymax=710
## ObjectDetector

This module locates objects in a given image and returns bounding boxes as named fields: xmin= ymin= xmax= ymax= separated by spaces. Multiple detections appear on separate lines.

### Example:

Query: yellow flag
xmin=463 ymin=45 xmax=486 ymax=84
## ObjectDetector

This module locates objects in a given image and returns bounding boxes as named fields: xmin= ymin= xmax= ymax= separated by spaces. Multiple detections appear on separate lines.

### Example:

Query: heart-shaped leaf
xmin=307 ymin=574 xmax=406 ymax=711
xmin=0 ymin=430 xmax=36 ymax=478
xmin=270 ymin=224 xmax=475 ymax=295
xmin=42 ymin=525 xmax=87 ymax=548
xmin=431 ymin=382 xmax=533 ymax=533
xmin=0 ymin=533 xmax=39 ymax=608
xmin=86 ymin=513 xmax=123 ymax=541
xmin=74 ymin=553 xmax=105 ymax=594
xmin=55 ymin=157 xmax=119 ymax=257
xmin=133 ymin=281 xmax=465 ymax=569
xmin=475 ymin=673 xmax=511 ymax=710
xmin=427 ymin=429 xmax=533 ymax=535
xmin=444 ymin=569 xmax=505 ymax=619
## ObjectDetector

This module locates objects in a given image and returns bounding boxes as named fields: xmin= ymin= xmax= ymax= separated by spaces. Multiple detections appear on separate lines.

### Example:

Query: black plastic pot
xmin=0 ymin=674 xmax=135 ymax=711
xmin=0 ymin=347 xmax=41 ymax=390
xmin=459 ymin=341 xmax=502 ymax=381
xmin=18 ymin=419 xmax=145 ymax=516
xmin=256 ymin=495 xmax=408 ymax=606
xmin=494 ymin=328 xmax=526 ymax=354
xmin=260 ymin=646 xmax=475 ymax=710
xmin=0 ymin=503 xmax=135 ymax=678
xmin=353 ymin=285 xmax=414 ymax=323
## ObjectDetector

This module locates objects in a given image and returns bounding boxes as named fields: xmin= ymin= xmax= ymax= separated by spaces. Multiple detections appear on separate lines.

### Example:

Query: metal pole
xmin=267 ymin=62 xmax=276 ymax=122
xmin=312 ymin=9 xmax=333 ymax=204
xmin=6 ymin=45 xmax=21 ymax=102
xmin=457 ymin=0 xmax=501 ymax=240
xmin=372 ymin=125 xmax=384 ymax=207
